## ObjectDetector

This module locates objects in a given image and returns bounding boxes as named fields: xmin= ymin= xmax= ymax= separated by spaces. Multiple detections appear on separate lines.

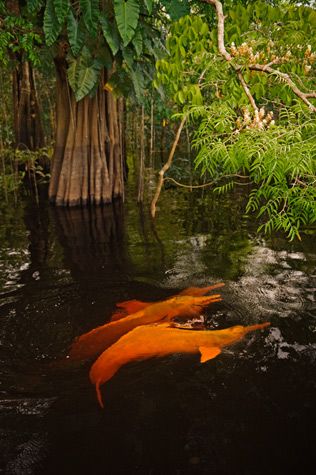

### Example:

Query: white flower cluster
xmin=235 ymin=106 xmax=275 ymax=132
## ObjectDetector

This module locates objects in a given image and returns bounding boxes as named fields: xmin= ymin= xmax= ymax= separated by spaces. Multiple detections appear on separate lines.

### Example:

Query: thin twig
xmin=150 ymin=114 xmax=188 ymax=218
xmin=248 ymin=64 xmax=316 ymax=112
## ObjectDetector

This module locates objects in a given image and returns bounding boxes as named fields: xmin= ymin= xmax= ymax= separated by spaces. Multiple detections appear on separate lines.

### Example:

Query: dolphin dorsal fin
xmin=199 ymin=346 xmax=221 ymax=363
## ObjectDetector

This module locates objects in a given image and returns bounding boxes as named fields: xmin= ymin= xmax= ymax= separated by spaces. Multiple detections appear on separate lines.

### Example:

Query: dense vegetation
xmin=0 ymin=0 xmax=315 ymax=239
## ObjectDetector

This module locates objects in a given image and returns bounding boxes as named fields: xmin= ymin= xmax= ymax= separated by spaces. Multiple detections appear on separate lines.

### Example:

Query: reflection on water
xmin=0 ymin=188 xmax=315 ymax=474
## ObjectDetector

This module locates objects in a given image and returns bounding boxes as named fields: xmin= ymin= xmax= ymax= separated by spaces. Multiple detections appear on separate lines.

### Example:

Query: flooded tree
xmin=30 ymin=0 xmax=189 ymax=206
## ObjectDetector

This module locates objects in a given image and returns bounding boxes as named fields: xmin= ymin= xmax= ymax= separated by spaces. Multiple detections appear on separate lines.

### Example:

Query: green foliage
xmin=99 ymin=15 xmax=120 ymax=56
xmin=67 ymin=10 xmax=85 ymax=56
xmin=144 ymin=0 xmax=153 ymax=14
xmin=43 ymin=0 xmax=62 ymax=46
xmin=36 ymin=0 xmax=193 ymax=102
xmin=192 ymin=104 xmax=316 ymax=240
xmin=161 ymin=0 xmax=190 ymax=20
xmin=27 ymin=0 xmax=44 ymax=14
xmin=80 ymin=0 xmax=99 ymax=36
xmin=0 ymin=148 xmax=51 ymax=201
xmin=54 ymin=0 xmax=70 ymax=25
xmin=114 ymin=0 xmax=140 ymax=46
xmin=67 ymin=47 xmax=103 ymax=101
xmin=155 ymin=15 xmax=211 ymax=108
xmin=155 ymin=1 xmax=316 ymax=240
xmin=0 ymin=14 xmax=42 ymax=66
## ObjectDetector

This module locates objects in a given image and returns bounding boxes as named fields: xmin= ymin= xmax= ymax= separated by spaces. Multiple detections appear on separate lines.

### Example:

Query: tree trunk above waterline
xmin=49 ymin=62 xmax=125 ymax=207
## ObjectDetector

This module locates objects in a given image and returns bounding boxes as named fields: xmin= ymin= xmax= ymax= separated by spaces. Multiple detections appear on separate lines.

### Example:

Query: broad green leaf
xmin=80 ymin=0 xmax=99 ymax=36
xmin=122 ymin=46 xmax=134 ymax=70
xmin=67 ymin=9 xmax=84 ymax=55
xmin=114 ymin=0 xmax=140 ymax=46
xmin=99 ymin=15 xmax=120 ymax=55
xmin=67 ymin=56 xmax=79 ymax=92
xmin=130 ymin=66 xmax=145 ymax=102
xmin=75 ymin=60 xmax=101 ymax=101
xmin=53 ymin=0 xmax=70 ymax=25
xmin=44 ymin=0 xmax=62 ymax=46
xmin=132 ymin=28 xmax=143 ymax=57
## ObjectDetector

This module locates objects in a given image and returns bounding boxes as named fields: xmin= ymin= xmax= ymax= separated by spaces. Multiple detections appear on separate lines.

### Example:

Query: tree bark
xmin=12 ymin=59 xmax=45 ymax=150
xmin=49 ymin=56 xmax=125 ymax=207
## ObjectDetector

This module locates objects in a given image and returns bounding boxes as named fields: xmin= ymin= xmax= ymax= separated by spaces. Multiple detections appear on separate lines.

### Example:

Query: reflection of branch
xmin=150 ymin=114 xmax=187 ymax=218
xmin=202 ymin=0 xmax=316 ymax=113
xmin=164 ymin=174 xmax=250 ymax=189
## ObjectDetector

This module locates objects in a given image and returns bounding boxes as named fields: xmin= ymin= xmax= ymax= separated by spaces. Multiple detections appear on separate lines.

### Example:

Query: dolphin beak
xmin=245 ymin=322 xmax=271 ymax=333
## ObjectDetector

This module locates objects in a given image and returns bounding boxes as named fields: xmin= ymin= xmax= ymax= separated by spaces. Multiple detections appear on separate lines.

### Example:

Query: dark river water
xmin=0 ymin=183 xmax=315 ymax=474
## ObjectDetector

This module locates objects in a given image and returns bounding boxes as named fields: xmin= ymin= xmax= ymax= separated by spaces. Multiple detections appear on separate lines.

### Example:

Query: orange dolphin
xmin=90 ymin=321 xmax=271 ymax=408
xmin=68 ymin=290 xmax=223 ymax=362
xmin=110 ymin=283 xmax=224 ymax=321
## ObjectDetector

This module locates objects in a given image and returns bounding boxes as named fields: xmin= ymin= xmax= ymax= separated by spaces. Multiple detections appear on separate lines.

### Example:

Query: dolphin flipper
xmin=199 ymin=346 xmax=221 ymax=362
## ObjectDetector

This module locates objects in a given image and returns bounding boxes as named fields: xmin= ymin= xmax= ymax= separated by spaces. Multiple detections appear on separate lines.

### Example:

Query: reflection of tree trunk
xmin=52 ymin=203 xmax=126 ymax=277
xmin=23 ymin=201 xmax=50 ymax=269
xmin=49 ymin=54 xmax=125 ymax=207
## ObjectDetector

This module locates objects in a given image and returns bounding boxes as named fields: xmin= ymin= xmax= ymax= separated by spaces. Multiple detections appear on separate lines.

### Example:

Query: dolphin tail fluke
xmin=96 ymin=381 xmax=104 ymax=409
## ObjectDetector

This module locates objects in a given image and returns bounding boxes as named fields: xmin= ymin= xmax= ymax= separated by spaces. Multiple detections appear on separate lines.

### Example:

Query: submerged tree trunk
xmin=49 ymin=57 xmax=124 ymax=207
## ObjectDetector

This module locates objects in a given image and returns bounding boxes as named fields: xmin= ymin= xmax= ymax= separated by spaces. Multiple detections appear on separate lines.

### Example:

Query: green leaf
xmin=132 ymin=28 xmax=143 ymax=57
xmin=308 ymin=10 xmax=316 ymax=27
xmin=130 ymin=66 xmax=145 ymax=102
xmin=161 ymin=0 xmax=190 ymax=20
xmin=122 ymin=46 xmax=134 ymax=70
xmin=114 ymin=0 xmax=140 ymax=47
xmin=44 ymin=0 xmax=62 ymax=46
xmin=67 ymin=46 xmax=102 ymax=101
xmin=99 ymin=15 xmax=120 ymax=55
xmin=80 ymin=0 xmax=99 ymax=36
xmin=67 ymin=9 xmax=84 ymax=55
xmin=75 ymin=59 xmax=101 ymax=101
xmin=144 ymin=0 xmax=153 ymax=14
xmin=53 ymin=0 xmax=70 ymax=25
xmin=27 ymin=0 xmax=43 ymax=13
xmin=67 ymin=56 xmax=79 ymax=92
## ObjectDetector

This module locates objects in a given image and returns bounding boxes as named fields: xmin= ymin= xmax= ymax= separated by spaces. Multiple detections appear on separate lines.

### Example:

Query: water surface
xmin=0 ymin=185 xmax=315 ymax=474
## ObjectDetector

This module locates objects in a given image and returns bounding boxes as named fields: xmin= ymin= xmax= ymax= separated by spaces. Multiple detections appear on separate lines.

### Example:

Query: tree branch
xmin=202 ymin=0 xmax=316 ymax=114
xmin=248 ymin=63 xmax=316 ymax=112
xmin=202 ymin=1 xmax=259 ymax=113
xmin=150 ymin=114 xmax=188 ymax=218
xmin=202 ymin=0 xmax=231 ymax=61
xmin=236 ymin=70 xmax=259 ymax=113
